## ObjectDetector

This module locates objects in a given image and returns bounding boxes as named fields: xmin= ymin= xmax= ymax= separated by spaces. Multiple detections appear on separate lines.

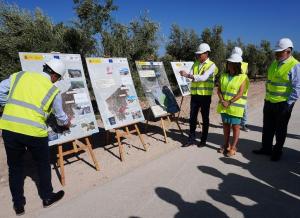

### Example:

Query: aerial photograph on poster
xmin=86 ymin=57 xmax=144 ymax=130
xmin=171 ymin=62 xmax=194 ymax=96
xmin=18 ymin=52 xmax=98 ymax=146
xmin=135 ymin=61 xmax=179 ymax=118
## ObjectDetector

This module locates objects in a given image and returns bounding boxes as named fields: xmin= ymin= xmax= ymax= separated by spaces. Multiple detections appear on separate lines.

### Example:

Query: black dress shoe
xmin=252 ymin=148 xmax=272 ymax=155
xmin=182 ymin=138 xmax=196 ymax=147
xmin=43 ymin=190 xmax=65 ymax=208
xmin=14 ymin=205 xmax=25 ymax=216
xmin=198 ymin=141 xmax=206 ymax=147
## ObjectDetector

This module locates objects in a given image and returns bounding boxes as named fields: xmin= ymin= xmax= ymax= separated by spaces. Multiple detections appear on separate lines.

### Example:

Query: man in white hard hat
xmin=180 ymin=43 xmax=218 ymax=147
xmin=253 ymin=38 xmax=300 ymax=161
xmin=0 ymin=58 xmax=70 ymax=215
xmin=231 ymin=47 xmax=250 ymax=132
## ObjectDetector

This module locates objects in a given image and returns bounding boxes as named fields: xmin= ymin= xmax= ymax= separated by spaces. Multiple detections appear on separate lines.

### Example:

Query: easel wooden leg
xmin=160 ymin=117 xmax=168 ymax=143
xmin=85 ymin=137 xmax=100 ymax=171
xmin=57 ymin=144 xmax=65 ymax=186
xmin=167 ymin=115 xmax=172 ymax=125
xmin=116 ymin=130 xmax=124 ymax=161
xmin=125 ymin=126 xmax=130 ymax=138
xmin=175 ymin=116 xmax=183 ymax=135
xmin=134 ymin=124 xmax=147 ymax=151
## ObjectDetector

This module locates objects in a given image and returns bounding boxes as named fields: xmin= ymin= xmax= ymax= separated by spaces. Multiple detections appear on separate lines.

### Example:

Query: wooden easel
xmin=159 ymin=114 xmax=183 ymax=143
xmin=106 ymin=123 xmax=147 ymax=161
xmin=146 ymin=109 xmax=183 ymax=143
xmin=56 ymin=137 xmax=100 ymax=186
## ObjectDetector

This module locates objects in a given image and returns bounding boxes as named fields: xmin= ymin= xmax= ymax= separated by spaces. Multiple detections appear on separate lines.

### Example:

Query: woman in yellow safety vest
xmin=217 ymin=53 xmax=249 ymax=156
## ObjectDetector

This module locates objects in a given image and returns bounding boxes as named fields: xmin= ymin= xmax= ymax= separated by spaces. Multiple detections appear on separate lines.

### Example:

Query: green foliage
xmin=293 ymin=51 xmax=300 ymax=61
xmin=101 ymin=15 xmax=159 ymax=61
xmin=200 ymin=25 xmax=226 ymax=74
xmin=0 ymin=1 xmax=97 ymax=79
xmin=101 ymin=14 xmax=159 ymax=97
xmin=166 ymin=24 xmax=200 ymax=61
xmin=73 ymin=0 xmax=117 ymax=34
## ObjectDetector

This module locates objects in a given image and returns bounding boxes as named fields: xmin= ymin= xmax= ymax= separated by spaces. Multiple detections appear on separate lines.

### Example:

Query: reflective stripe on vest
xmin=190 ymin=60 xmax=218 ymax=96
xmin=1 ymin=114 xmax=47 ymax=130
xmin=217 ymin=73 xmax=249 ymax=118
xmin=0 ymin=71 xmax=59 ymax=137
xmin=265 ymin=56 xmax=299 ymax=103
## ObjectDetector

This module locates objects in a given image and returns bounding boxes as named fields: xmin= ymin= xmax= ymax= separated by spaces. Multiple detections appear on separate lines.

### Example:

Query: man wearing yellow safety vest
xmin=231 ymin=47 xmax=250 ymax=132
xmin=179 ymin=43 xmax=218 ymax=146
xmin=0 ymin=59 xmax=71 ymax=215
xmin=253 ymin=38 xmax=300 ymax=161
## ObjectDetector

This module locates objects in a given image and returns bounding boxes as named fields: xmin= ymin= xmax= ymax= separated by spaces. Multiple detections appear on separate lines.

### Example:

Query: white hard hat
xmin=195 ymin=43 xmax=211 ymax=54
xmin=45 ymin=59 xmax=66 ymax=77
xmin=231 ymin=47 xmax=243 ymax=56
xmin=227 ymin=53 xmax=243 ymax=63
xmin=274 ymin=38 xmax=293 ymax=52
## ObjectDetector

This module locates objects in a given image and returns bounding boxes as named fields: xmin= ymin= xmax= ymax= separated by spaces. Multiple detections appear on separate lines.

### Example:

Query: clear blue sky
xmin=7 ymin=0 xmax=300 ymax=54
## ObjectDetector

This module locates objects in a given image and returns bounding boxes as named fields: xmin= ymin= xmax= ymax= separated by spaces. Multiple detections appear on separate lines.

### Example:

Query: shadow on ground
xmin=154 ymin=187 xmax=229 ymax=218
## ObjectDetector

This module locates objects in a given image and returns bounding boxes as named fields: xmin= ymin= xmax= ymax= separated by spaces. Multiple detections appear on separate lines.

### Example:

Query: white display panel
xmin=170 ymin=62 xmax=193 ymax=96
xmin=135 ymin=61 xmax=179 ymax=118
xmin=19 ymin=52 xmax=98 ymax=145
xmin=86 ymin=58 xmax=144 ymax=130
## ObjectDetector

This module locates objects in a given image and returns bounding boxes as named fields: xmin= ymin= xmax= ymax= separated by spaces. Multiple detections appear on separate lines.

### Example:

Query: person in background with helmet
xmin=217 ymin=53 xmax=249 ymax=156
xmin=253 ymin=38 xmax=300 ymax=161
xmin=179 ymin=43 xmax=218 ymax=147
xmin=231 ymin=47 xmax=250 ymax=132
xmin=0 ymin=59 xmax=71 ymax=215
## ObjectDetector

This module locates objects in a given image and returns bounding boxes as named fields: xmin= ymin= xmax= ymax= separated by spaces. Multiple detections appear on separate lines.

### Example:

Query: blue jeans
xmin=3 ymin=130 xmax=53 ymax=207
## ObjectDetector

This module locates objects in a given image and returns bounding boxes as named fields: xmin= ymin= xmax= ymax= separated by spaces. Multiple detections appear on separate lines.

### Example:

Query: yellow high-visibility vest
xmin=0 ymin=71 xmax=59 ymax=137
xmin=190 ymin=59 xmax=218 ymax=95
xmin=241 ymin=62 xmax=248 ymax=74
xmin=265 ymin=56 xmax=299 ymax=103
xmin=217 ymin=73 xmax=249 ymax=118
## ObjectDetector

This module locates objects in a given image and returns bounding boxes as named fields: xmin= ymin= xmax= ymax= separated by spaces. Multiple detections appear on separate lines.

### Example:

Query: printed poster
xmin=135 ymin=61 xmax=179 ymax=118
xmin=19 ymin=52 xmax=98 ymax=146
xmin=86 ymin=58 xmax=144 ymax=130
xmin=171 ymin=62 xmax=194 ymax=96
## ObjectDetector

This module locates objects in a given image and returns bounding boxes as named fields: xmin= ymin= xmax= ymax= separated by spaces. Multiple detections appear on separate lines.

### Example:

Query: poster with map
xmin=171 ymin=62 xmax=194 ymax=96
xmin=86 ymin=58 xmax=144 ymax=130
xmin=19 ymin=52 xmax=98 ymax=146
xmin=135 ymin=61 xmax=179 ymax=118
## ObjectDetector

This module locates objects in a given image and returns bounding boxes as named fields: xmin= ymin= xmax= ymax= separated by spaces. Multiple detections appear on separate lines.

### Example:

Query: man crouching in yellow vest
xmin=179 ymin=43 xmax=218 ymax=147
xmin=0 ymin=59 xmax=71 ymax=215
xmin=217 ymin=53 xmax=249 ymax=157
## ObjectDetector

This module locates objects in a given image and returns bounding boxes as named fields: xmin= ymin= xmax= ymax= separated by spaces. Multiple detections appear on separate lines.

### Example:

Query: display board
xmin=135 ymin=61 xmax=179 ymax=118
xmin=171 ymin=62 xmax=194 ymax=96
xmin=86 ymin=58 xmax=144 ymax=130
xmin=19 ymin=52 xmax=98 ymax=146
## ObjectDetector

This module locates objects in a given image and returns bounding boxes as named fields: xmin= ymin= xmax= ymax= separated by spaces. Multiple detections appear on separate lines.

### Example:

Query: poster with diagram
xmin=19 ymin=52 xmax=98 ymax=146
xmin=135 ymin=61 xmax=179 ymax=118
xmin=171 ymin=62 xmax=194 ymax=96
xmin=86 ymin=58 xmax=144 ymax=130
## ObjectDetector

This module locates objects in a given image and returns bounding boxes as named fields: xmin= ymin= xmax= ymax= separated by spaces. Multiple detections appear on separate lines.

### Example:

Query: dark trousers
xmin=262 ymin=101 xmax=294 ymax=153
xmin=2 ymin=130 xmax=53 ymax=207
xmin=189 ymin=95 xmax=212 ymax=142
